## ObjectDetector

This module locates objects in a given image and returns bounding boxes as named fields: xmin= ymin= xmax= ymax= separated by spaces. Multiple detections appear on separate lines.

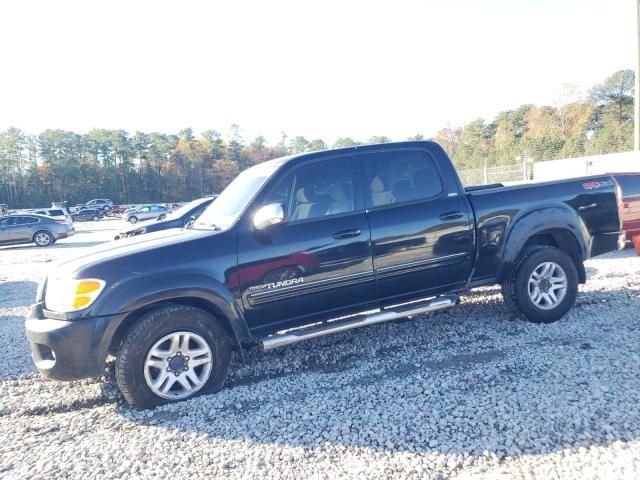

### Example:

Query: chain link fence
xmin=456 ymin=161 xmax=531 ymax=186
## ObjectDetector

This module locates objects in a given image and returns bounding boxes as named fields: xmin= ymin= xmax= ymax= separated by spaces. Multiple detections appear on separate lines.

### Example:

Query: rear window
xmin=17 ymin=216 xmax=39 ymax=224
xmin=615 ymin=175 xmax=640 ymax=198
xmin=48 ymin=210 xmax=64 ymax=216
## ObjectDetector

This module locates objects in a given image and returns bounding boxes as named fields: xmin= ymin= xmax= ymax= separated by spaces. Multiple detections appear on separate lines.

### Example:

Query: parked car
xmin=125 ymin=205 xmax=168 ymax=224
xmin=0 ymin=214 xmax=74 ymax=247
xmin=115 ymin=197 xmax=215 ymax=239
xmin=32 ymin=208 xmax=73 ymax=225
xmin=109 ymin=205 xmax=129 ymax=216
xmin=612 ymin=173 xmax=640 ymax=241
xmin=76 ymin=199 xmax=113 ymax=212
xmin=26 ymin=141 xmax=624 ymax=408
xmin=71 ymin=208 xmax=104 ymax=222
xmin=51 ymin=201 xmax=71 ymax=215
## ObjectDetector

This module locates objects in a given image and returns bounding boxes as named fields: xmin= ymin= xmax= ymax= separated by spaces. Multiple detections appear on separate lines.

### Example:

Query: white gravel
xmin=1 ymin=220 xmax=639 ymax=479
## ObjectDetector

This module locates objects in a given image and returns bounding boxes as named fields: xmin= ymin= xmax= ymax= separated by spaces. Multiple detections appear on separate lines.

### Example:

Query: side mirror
xmin=253 ymin=203 xmax=284 ymax=230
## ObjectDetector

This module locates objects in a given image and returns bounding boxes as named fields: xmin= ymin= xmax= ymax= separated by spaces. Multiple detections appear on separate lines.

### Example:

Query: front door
xmin=13 ymin=216 xmax=40 ymax=242
xmin=361 ymin=146 xmax=475 ymax=305
xmin=0 ymin=217 xmax=14 ymax=244
xmin=237 ymin=154 xmax=376 ymax=335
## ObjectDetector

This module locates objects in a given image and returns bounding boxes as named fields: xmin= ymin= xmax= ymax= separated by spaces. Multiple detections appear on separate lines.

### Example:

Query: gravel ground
xmin=1 ymin=220 xmax=639 ymax=479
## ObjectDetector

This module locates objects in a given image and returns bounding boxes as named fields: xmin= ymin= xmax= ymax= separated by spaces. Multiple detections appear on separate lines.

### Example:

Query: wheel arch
xmin=102 ymin=280 xmax=250 ymax=362
xmin=32 ymin=229 xmax=53 ymax=245
xmin=498 ymin=207 xmax=589 ymax=284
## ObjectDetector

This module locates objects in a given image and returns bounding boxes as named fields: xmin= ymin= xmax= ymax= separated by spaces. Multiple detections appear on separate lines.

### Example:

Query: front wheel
xmin=92 ymin=215 xmax=99 ymax=221
xmin=129 ymin=216 xmax=138 ymax=224
xmin=115 ymin=305 xmax=231 ymax=408
xmin=502 ymin=246 xmax=578 ymax=323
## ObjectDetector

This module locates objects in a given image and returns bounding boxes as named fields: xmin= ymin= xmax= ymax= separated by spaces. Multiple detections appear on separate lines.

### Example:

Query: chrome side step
xmin=260 ymin=294 xmax=458 ymax=351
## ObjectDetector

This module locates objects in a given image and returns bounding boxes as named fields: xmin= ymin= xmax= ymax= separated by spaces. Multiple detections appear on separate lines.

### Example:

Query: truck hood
xmin=51 ymin=227 xmax=216 ymax=279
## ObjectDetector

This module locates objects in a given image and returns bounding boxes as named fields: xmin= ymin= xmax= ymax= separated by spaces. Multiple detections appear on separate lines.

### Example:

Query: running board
xmin=260 ymin=294 xmax=458 ymax=351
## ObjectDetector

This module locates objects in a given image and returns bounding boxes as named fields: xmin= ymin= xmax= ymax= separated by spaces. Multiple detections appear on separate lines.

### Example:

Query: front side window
xmin=364 ymin=150 xmax=443 ymax=208
xmin=265 ymin=157 xmax=356 ymax=222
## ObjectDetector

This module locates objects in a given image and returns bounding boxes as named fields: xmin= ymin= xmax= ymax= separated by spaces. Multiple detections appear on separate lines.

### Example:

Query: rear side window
xmin=363 ymin=149 xmax=443 ymax=208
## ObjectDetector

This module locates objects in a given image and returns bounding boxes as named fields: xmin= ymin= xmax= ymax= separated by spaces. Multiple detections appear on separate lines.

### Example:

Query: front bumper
xmin=25 ymin=303 xmax=120 ymax=381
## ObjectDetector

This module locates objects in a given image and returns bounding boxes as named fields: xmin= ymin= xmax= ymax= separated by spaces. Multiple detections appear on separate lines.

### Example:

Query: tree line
xmin=0 ymin=70 xmax=634 ymax=209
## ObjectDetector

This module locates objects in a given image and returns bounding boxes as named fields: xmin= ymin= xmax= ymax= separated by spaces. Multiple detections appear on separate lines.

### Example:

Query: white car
xmin=29 ymin=208 xmax=74 ymax=225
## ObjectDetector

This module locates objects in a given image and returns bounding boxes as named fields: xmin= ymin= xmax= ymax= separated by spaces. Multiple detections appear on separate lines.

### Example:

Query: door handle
xmin=578 ymin=203 xmax=597 ymax=211
xmin=439 ymin=211 xmax=464 ymax=221
xmin=333 ymin=228 xmax=361 ymax=239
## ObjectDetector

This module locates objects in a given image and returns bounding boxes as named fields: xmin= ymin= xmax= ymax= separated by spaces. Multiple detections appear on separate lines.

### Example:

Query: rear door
xmin=236 ymin=154 xmax=376 ymax=334
xmin=361 ymin=146 xmax=475 ymax=305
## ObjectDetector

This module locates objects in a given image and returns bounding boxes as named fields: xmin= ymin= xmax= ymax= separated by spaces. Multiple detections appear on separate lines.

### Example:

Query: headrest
xmin=296 ymin=187 xmax=316 ymax=203
xmin=370 ymin=176 xmax=387 ymax=193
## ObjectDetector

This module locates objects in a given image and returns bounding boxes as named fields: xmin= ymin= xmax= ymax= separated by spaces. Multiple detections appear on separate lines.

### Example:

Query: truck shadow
xmin=0 ymin=280 xmax=38 ymax=308
xmin=118 ymin=286 xmax=640 ymax=460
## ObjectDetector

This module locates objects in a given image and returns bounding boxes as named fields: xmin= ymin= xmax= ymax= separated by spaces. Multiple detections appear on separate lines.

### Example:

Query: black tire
xmin=33 ymin=230 xmax=54 ymax=247
xmin=115 ymin=304 xmax=231 ymax=409
xmin=502 ymin=246 xmax=578 ymax=323
xmin=159 ymin=214 xmax=166 ymax=220
xmin=129 ymin=216 xmax=138 ymax=224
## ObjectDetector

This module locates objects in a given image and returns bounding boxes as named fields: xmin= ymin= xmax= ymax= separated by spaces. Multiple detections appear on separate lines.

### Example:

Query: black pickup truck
xmin=25 ymin=141 xmax=624 ymax=408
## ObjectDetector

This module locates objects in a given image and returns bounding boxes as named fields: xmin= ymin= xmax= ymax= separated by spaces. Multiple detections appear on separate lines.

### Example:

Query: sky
xmin=0 ymin=0 xmax=635 ymax=144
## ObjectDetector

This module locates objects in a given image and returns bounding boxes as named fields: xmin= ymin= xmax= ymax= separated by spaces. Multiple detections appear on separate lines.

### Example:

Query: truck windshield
xmin=193 ymin=163 xmax=279 ymax=230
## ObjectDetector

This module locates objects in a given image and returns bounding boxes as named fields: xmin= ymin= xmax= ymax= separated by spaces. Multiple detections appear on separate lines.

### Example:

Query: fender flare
xmin=497 ymin=206 xmax=590 ymax=283
xmin=95 ymin=273 xmax=250 ymax=363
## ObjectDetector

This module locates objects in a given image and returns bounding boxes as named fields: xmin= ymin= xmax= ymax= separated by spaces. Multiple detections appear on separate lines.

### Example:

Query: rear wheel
xmin=115 ymin=305 xmax=231 ymax=408
xmin=33 ymin=230 xmax=54 ymax=247
xmin=502 ymin=246 xmax=578 ymax=323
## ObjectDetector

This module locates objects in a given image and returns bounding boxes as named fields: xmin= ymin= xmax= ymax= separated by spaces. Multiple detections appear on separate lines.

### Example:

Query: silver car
xmin=0 ymin=214 xmax=75 ymax=247
xmin=125 ymin=205 xmax=167 ymax=224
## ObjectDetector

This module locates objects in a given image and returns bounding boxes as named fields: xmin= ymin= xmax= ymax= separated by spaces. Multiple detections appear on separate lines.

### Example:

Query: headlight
xmin=45 ymin=278 xmax=107 ymax=313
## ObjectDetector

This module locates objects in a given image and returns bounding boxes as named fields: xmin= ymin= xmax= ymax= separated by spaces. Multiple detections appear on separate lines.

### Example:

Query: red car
xmin=613 ymin=173 xmax=640 ymax=241
xmin=109 ymin=205 xmax=129 ymax=215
